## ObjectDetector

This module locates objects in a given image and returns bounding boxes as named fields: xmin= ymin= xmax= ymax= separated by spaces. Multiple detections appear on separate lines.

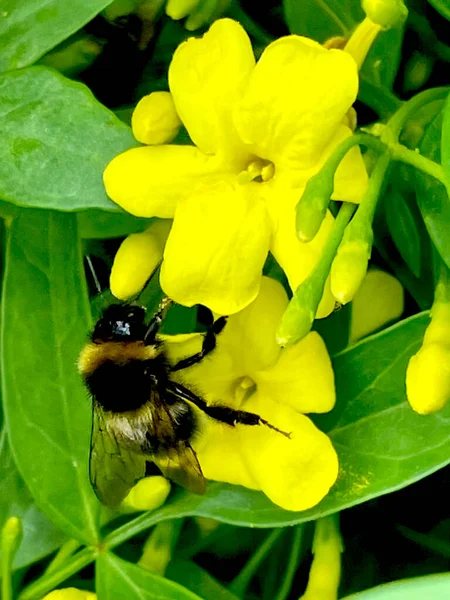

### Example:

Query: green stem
xmin=273 ymin=526 xmax=304 ymax=600
xmin=357 ymin=152 xmax=392 ymax=223
xmin=44 ymin=539 xmax=82 ymax=576
xmin=313 ymin=202 xmax=357 ymax=275
xmin=390 ymin=143 xmax=446 ymax=185
xmin=229 ymin=528 xmax=283 ymax=597
xmin=434 ymin=255 xmax=450 ymax=304
xmin=320 ymin=133 xmax=385 ymax=176
xmin=18 ymin=547 xmax=97 ymax=600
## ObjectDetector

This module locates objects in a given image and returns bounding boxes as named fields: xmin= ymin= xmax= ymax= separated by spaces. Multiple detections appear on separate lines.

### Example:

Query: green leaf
xmin=428 ymin=0 xmax=450 ymax=21
xmin=384 ymin=186 xmax=422 ymax=278
xmin=78 ymin=211 xmax=149 ymax=240
xmin=0 ymin=427 xmax=66 ymax=570
xmin=0 ymin=67 xmax=136 ymax=212
xmin=104 ymin=313 xmax=450 ymax=534
xmin=96 ymin=552 xmax=204 ymax=600
xmin=341 ymin=573 xmax=450 ymax=599
xmin=167 ymin=559 xmax=240 ymax=600
xmin=282 ymin=0 xmax=403 ymax=88
xmin=417 ymin=108 xmax=450 ymax=268
xmin=0 ymin=0 xmax=113 ymax=73
xmin=1 ymin=209 xmax=100 ymax=544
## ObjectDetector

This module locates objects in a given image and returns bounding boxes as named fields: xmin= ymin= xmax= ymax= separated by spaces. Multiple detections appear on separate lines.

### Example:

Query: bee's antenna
xmin=85 ymin=255 xmax=103 ymax=296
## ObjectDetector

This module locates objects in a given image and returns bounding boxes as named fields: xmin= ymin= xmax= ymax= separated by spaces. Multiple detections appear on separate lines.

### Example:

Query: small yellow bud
xmin=362 ymin=0 xmax=408 ymax=29
xmin=331 ymin=239 xmax=371 ymax=305
xmin=1 ymin=516 xmax=22 ymax=552
xmin=406 ymin=343 xmax=450 ymax=414
xmin=132 ymin=92 xmax=182 ymax=145
xmin=138 ymin=520 xmax=180 ymax=574
xmin=166 ymin=0 xmax=200 ymax=20
xmin=42 ymin=589 xmax=96 ymax=600
xmin=121 ymin=476 xmax=171 ymax=512
xmin=423 ymin=302 xmax=450 ymax=346
xmin=301 ymin=516 xmax=342 ymax=600
xmin=110 ymin=219 xmax=171 ymax=300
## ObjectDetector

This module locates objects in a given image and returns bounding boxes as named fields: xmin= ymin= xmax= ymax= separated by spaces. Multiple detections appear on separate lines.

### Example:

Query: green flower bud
xmin=331 ymin=214 xmax=373 ymax=305
xmin=362 ymin=0 xmax=408 ymax=29
xmin=276 ymin=278 xmax=323 ymax=346
xmin=138 ymin=521 xmax=180 ymax=574
xmin=296 ymin=172 xmax=334 ymax=243
xmin=331 ymin=238 xmax=372 ymax=305
xmin=166 ymin=0 xmax=200 ymax=20
xmin=1 ymin=516 xmax=23 ymax=557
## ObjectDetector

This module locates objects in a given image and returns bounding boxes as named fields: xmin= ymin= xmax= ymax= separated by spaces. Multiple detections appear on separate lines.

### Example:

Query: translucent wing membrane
xmin=155 ymin=442 xmax=206 ymax=494
xmin=90 ymin=405 xmax=147 ymax=506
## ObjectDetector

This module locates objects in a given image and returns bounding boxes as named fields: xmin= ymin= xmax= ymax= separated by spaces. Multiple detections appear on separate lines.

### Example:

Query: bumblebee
xmin=79 ymin=298 xmax=288 ymax=506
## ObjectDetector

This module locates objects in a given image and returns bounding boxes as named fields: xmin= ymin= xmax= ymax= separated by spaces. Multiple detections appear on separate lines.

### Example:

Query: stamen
xmin=237 ymin=159 xmax=275 ymax=184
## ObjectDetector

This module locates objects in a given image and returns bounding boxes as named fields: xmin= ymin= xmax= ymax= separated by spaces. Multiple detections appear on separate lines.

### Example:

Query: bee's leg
xmin=170 ymin=316 xmax=227 ymax=372
xmin=144 ymin=297 xmax=173 ymax=344
xmin=167 ymin=382 xmax=291 ymax=439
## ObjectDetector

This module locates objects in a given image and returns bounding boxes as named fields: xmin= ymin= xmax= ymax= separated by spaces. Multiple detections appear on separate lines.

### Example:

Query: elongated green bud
xmin=296 ymin=172 xmax=334 ymax=243
xmin=276 ymin=277 xmax=323 ymax=346
xmin=330 ymin=221 xmax=373 ymax=305
xmin=138 ymin=520 xmax=181 ymax=575
xmin=362 ymin=0 xmax=408 ymax=29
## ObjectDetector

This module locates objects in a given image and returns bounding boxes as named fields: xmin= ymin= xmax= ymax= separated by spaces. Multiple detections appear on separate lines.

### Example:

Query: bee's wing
xmin=155 ymin=441 xmax=206 ymax=495
xmin=90 ymin=404 xmax=146 ymax=506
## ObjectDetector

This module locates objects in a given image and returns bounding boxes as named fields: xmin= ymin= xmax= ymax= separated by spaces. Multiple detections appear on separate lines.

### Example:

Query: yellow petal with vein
xmin=239 ymin=394 xmax=339 ymax=511
xmin=255 ymin=331 xmax=335 ymax=414
xmin=161 ymin=179 xmax=271 ymax=315
xmin=104 ymin=145 xmax=219 ymax=218
xmin=234 ymin=36 xmax=358 ymax=171
xmin=169 ymin=19 xmax=254 ymax=162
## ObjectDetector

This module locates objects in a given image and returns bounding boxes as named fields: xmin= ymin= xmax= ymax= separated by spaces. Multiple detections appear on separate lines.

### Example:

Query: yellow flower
xmin=42 ymin=589 xmax=96 ymax=600
xmin=349 ymin=269 xmax=404 ymax=342
xmin=164 ymin=277 xmax=338 ymax=511
xmin=406 ymin=301 xmax=450 ymax=414
xmin=104 ymin=19 xmax=368 ymax=314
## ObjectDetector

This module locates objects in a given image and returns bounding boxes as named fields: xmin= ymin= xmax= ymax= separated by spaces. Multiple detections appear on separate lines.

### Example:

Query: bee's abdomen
xmin=84 ymin=358 xmax=165 ymax=412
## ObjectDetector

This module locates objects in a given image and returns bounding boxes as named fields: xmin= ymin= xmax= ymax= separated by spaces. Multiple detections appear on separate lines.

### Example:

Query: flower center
xmin=237 ymin=158 xmax=275 ymax=185
xmin=233 ymin=375 xmax=257 ymax=404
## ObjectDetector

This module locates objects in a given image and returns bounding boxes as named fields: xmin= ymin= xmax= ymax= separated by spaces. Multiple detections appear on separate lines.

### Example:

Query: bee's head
xmin=92 ymin=304 xmax=147 ymax=343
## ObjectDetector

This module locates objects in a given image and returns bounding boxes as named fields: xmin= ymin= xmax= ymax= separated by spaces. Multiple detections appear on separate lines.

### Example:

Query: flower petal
xmin=350 ymin=269 xmax=404 ymax=342
xmin=193 ymin=418 xmax=260 ymax=489
xmin=270 ymin=207 xmax=336 ymax=318
xmin=161 ymin=178 xmax=271 ymax=315
xmin=43 ymin=590 xmax=96 ymax=600
xmin=239 ymin=393 xmax=339 ymax=511
xmin=110 ymin=219 xmax=171 ymax=300
xmin=216 ymin=276 xmax=288 ymax=374
xmin=330 ymin=125 xmax=368 ymax=203
xmin=169 ymin=19 xmax=255 ymax=162
xmin=255 ymin=331 xmax=335 ymax=413
xmin=104 ymin=145 xmax=220 ymax=218
xmin=233 ymin=36 xmax=358 ymax=171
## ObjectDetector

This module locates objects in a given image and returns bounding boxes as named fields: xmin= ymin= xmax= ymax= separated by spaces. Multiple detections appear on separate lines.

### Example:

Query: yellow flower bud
xmin=300 ymin=516 xmax=342 ymax=600
xmin=138 ymin=520 xmax=179 ymax=574
xmin=166 ymin=0 xmax=200 ymax=19
xmin=406 ymin=343 xmax=450 ymax=414
xmin=330 ymin=239 xmax=371 ymax=305
xmin=121 ymin=476 xmax=171 ymax=512
xmin=362 ymin=0 xmax=408 ymax=29
xmin=132 ymin=92 xmax=182 ymax=145
xmin=1 ymin=516 xmax=22 ymax=555
xmin=110 ymin=219 xmax=171 ymax=300
xmin=43 ymin=589 xmax=96 ymax=600
xmin=423 ymin=302 xmax=450 ymax=346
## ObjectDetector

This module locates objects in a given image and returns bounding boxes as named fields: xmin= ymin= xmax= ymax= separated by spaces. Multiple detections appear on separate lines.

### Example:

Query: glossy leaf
xmin=428 ymin=0 xmax=450 ymax=21
xmin=1 ymin=210 xmax=100 ymax=544
xmin=384 ymin=187 xmax=422 ymax=278
xmin=282 ymin=0 xmax=403 ymax=88
xmin=0 ymin=67 xmax=136 ymax=212
xmin=342 ymin=573 xmax=450 ymax=599
xmin=0 ymin=427 xmax=66 ymax=570
xmin=0 ymin=0 xmax=112 ymax=73
xmin=167 ymin=559 xmax=240 ymax=600
xmin=96 ymin=552 xmax=204 ymax=600
xmin=104 ymin=312 xmax=450 ymax=533
xmin=78 ymin=211 xmax=149 ymax=240
xmin=417 ymin=109 xmax=450 ymax=268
